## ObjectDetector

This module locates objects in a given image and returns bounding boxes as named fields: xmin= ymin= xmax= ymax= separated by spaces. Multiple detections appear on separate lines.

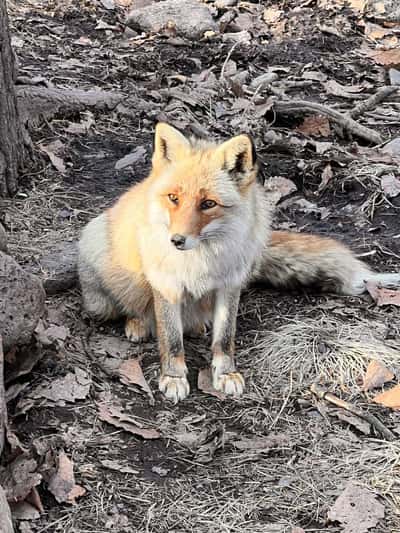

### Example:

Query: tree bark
xmin=0 ymin=336 xmax=5 ymax=456
xmin=0 ymin=0 xmax=28 ymax=197
xmin=0 ymin=485 xmax=14 ymax=533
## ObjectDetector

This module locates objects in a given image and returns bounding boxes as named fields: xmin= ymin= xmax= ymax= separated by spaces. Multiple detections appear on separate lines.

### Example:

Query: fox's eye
xmin=200 ymin=199 xmax=217 ymax=210
xmin=168 ymin=194 xmax=179 ymax=205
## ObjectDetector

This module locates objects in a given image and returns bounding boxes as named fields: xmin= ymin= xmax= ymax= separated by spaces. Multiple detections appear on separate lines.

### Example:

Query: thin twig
xmin=269 ymin=371 xmax=293 ymax=430
xmin=350 ymin=86 xmax=399 ymax=119
xmin=273 ymin=99 xmax=383 ymax=144
xmin=310 ymin=383 xmax=396 ymax=441
xmin=220 ymin=40 xmax=241 ymax=81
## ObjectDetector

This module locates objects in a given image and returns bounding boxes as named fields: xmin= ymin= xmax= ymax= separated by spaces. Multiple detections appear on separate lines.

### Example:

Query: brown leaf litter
xmin=0 ymin=456 xmax=44 ymax=517
xmin=48 ymin=451 xmax=86 ymax=505
xmin=366 ymin=282 xmax=400 ymax=306
xmin=296 ymin=115 xmax=331 ymax=137
xmin=26 ymin=367 xmax=91 ymax=406
xmin=328 ymin=481 xmax=385 ymax=533
xmin=197 ymin=367 xmax=226 ymax=400
xmin=232 ymin=434 xmax=291 ymax=451
xmin=118 ymin=357 xmax=155 ymax=405
xmin=97 ymin=401 xmax=160 ymax=439
xmin=362 ymin=360 xmax=394 ymax=391
xmin=373 ymin=384 xmax=400 ymax=409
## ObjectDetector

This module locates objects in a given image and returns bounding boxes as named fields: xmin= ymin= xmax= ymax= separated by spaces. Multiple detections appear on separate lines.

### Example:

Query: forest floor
xmin=2 ymin=0 xmax=400 ymax=532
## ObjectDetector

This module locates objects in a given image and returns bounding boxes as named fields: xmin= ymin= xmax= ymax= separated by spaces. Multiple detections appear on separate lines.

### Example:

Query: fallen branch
xmin=16 ymin=86 xmax=125 ymax=126
xmin=310 ymin=383 xmax=396 ymax=441
xmin=350 ymin=86 xmax=399 ymax=119
xmin=273 ymin=99 xmax=383 ymax=144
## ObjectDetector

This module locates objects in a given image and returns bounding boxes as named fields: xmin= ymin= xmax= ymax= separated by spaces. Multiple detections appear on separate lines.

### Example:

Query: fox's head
xmin=149 ymin=123 xmax=259 ymax=251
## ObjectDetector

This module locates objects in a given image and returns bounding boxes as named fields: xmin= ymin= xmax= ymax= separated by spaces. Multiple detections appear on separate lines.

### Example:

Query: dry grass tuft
xmin=244 ymin=317 xmax=399 ymax=396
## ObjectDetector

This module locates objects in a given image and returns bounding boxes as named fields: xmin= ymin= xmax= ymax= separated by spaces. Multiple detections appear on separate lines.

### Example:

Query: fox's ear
xmin=152 ymin=123 xmax=190 ymax=167
xmin=215 ymin=134 xmax=258 ymax=187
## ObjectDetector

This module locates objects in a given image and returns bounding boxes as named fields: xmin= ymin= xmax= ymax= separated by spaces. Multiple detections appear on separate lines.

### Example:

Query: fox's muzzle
xmin=170 ymin=233 xmax=199 ymax=251
xmin=171 ymin=233 xmax=186 ymax=250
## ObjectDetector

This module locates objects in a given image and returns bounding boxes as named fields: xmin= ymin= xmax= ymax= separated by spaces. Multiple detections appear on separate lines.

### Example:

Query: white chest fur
xmin=140 ymin=223 xmax=262 ymax=302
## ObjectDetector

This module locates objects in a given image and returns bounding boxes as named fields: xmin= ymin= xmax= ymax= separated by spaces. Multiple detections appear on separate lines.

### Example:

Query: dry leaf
xmin=100 ymin=459 xmax=139 ymax=474
xmin=48 ymin=451 xmax=86 ymax=504
xmin=29 ymin=368 xmax=91 ymax=405
xmin=324 ymin=80 xmax=364 ymax=98
xmin=280 ymin=197 xmax=330 ymax=219
xmin=233 ymin=434 xmax=291 ymax=451
xmin=2 ymin=457 xmax=41 ymax=503
xmin=366 ymin=282 xmax=400 ymax=306
xmin=9 ymin=501 xmax=40 ymax=520
xmin=333 ymin=409 xmax=370 ymax=435
xmin=367 ymin=48 xmax=400 ymax=68
xmin=264 ymin=176 xmax=297 ymax=201
xmin=39 ymin=143 xmax=66 ymax=174
xmin=115 ymin=146 xmax=146 ymax=170
xmin=363 ymin=360 xmax=394 ymax=391
xmin=118 ymin=358 xmax=154 ymax=405
xmin=35 ymin=321 xmax=70 ymax=346
xmin=263 ymin=7 xmax=283 ymax=23
xmin=348 ymin=0 xmax=367 ymax=12
xmin=296 ymin=115 xmax=331 ymax=137
xmin=328 ymin=482 xmax=384 ymax=533
xmin=381 ymin=175 xmax=400 ymax=198
xmin=364 ymin=22 xmax=392 ymax=40
xmin=373 ymin=384 xmax=400 ymax=410
xmin=97 ymin=402 xmax=160 ymax=439
xmin=318 ymin=163 xmax=334 ymax=192
xmin=197 ymin=368 xmax=226 ymax=400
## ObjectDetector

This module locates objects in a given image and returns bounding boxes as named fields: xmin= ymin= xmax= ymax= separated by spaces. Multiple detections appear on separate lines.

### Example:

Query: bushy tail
xmin=251 ymin=231 xmax=400 ymax=296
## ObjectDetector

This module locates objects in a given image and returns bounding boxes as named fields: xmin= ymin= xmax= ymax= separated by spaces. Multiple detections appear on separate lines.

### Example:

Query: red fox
xmin=79 ymin=123 xmax=400 ymax=402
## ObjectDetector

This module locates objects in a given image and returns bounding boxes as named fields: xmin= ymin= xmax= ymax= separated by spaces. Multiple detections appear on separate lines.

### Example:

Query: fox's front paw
xmin=213 ymin=371 xmax=245 ymax=397
xmin=159 ymin=375 xmax=190 ymax=403
xmin=125 ymin=318 xmax=149 ymax=343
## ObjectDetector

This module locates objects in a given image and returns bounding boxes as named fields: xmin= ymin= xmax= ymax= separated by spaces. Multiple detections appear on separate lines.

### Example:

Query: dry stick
xmin=273 ymin=99 xmax=383 ymax=144
xmin=350 ymin=86 xmax=400 ymax=119
xmin=310 ymin=383 xmax=396 ymax=441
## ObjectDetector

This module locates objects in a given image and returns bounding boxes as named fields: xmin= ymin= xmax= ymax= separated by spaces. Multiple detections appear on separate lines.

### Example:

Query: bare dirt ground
xmin=2 ymin=0 xmax=400 ymax=532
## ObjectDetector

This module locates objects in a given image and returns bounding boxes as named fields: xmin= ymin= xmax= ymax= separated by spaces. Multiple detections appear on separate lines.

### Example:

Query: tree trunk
xmin=0 ymin=485 xmax=14 ymax=533
xmin=0 ymin=336 xmax=5 ymax=456
xmin=0 ymin=0 xmax=27 ymax=197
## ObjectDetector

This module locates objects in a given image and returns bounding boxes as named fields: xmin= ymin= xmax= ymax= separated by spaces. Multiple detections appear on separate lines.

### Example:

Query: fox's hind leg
xmin=125 ymin=317 xmax=152 ymax=342
xmin=79 ymin=263 xmax=120 ymax=321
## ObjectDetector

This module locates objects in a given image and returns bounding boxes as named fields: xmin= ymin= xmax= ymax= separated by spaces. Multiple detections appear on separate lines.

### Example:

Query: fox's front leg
xmin=153 ymin=291 xmax=189 ymax=403
xmin=211 ymin=288 xmax=244 ymax=396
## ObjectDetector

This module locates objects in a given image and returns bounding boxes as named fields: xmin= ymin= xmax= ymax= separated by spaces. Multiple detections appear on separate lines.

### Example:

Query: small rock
xmin=0 ymin=223 xmax=7 ymax=253
xmin=30 ymin=242 xmax=78 ymax=294
xmin=222 ymin=30 xmax=251 ymax=44
xmin=0 ymin=252 xmax=45 ymax=353
xmin=127 ymin=0 xmax=218 ymax=39
xmin=215 ymin=0 xmax=237 ymax=8
xmin=250 ymin=71 xmax=279 ymax=90
xmin=389 ymin=68 xmax=400 ymax=85
xmin=382 ymin=137 xmax=400 ymax=157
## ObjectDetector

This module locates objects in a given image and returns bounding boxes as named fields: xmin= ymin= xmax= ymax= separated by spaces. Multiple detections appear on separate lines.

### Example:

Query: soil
xmin=2 ymin=1 xmax=400 ymax=532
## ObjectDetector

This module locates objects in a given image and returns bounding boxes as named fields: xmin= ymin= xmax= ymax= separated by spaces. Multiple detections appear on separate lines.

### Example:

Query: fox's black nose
xmin=171 ymin=234 xmax=186 ymax=249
